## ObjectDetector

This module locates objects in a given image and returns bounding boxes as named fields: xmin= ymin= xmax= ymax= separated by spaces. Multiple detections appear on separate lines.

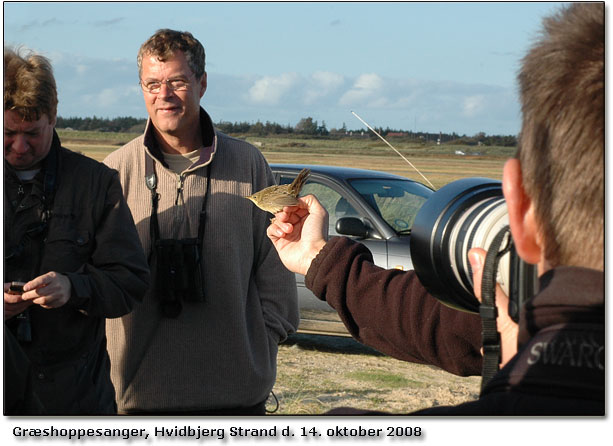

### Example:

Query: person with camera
xmin=103 ymin=29 xmax=299 ymax=415
xmin=3 ymin=47 xmax=151 ymax=414
xmin=267 ymin=2 xmax=603 ymax=415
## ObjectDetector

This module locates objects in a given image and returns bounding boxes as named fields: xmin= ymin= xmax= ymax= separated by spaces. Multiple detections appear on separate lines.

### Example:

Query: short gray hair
xmin=137 ymin=29 xmax=205 ymax=79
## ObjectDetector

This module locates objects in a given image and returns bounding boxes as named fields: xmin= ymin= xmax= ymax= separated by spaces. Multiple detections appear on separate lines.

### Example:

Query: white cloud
xmin=355 ymin=73 xmax=383 ymax=91
xmin=248 ymin=73 xmax=299 ymax=105
xmin=303 ymin=71 xmax=345 ymax=104
xmin=93 ymin=86 xmax=141 ymax=108
xmin=312 ymin=71 xmax=345 ymax=89
xmin=339 ymin=73 xmax=384 ymax=106
xmin=42 ymin=49 xmax=520 ymax=134
xmin=463 ymin=95 xmax=486 ymax=117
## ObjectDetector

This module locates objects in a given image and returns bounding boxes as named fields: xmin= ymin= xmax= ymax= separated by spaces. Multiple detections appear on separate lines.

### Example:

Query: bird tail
xmin=289 ymin=168 xmax=310 ymax=195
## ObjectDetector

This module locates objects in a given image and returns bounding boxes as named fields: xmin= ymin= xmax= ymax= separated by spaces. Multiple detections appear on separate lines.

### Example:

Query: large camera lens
xmin=410 ymin=178 xmax=517 ymax=314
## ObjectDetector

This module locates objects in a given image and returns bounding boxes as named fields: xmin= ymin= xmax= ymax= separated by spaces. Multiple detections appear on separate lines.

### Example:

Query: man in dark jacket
xmin=3 ymin=47 xmax=150 ymax=414
xmin=267 ymin=3 xmax=604 ymax=415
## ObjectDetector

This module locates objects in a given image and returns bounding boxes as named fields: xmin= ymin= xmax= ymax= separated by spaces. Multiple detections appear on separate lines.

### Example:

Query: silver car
xmin=270 ymin=164 xmax=433 ymax=336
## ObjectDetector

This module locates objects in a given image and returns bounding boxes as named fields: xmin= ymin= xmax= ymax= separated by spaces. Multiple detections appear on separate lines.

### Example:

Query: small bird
xmin=245 ymin=168 xmax=310 ymax=214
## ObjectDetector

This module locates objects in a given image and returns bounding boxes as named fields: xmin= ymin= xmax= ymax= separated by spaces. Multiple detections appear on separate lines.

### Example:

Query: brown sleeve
xmin=305 ymin=236 xmax=483 ymax=376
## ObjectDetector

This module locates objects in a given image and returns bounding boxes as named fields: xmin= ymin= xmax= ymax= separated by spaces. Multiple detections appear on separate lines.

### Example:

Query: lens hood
xmin=410 ymin=178 xmax=505 ymax=313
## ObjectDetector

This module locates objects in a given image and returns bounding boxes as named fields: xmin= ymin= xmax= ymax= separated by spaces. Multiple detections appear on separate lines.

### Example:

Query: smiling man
xmin=3 ymin=47 xmax=150 ymax=414
xmin=103 ymin=29 xmax=298 ymax=415
xmin=139 ymin=49 xmax=206 ymax=153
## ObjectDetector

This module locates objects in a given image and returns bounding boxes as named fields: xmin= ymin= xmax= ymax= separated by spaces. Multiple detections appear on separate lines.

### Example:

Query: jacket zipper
xmin=175 ymin=173 xmax=185 ymax=206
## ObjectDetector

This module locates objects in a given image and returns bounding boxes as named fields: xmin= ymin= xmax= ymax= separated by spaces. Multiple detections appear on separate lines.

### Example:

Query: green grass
xmin=346 ymin=370 xmax=419 ymax=388
xmin=56 ymin=129 xmax=141 ymax=144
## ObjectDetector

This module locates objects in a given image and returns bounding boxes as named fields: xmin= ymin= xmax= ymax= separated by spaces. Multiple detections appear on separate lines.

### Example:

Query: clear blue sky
xmin=3 ymin=1 xmax=569 ymax=135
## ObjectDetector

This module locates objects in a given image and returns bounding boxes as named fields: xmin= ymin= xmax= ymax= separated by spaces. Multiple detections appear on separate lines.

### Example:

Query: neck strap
xmin=479 ymin=225 xmax=512 ymax=394
xmin=41 ymin=138 xmax=59 ymax=220
xmin=144 ymin=152 xmax=212 ymax=250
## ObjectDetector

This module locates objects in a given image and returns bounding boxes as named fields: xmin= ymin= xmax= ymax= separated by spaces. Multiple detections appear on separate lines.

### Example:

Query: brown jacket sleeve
xmin=305 ymin=236 xmax=483 ymax=376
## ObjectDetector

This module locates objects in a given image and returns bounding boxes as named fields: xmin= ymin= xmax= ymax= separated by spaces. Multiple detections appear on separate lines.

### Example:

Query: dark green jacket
xmin=4 ymin=131 xmax=150 ymax=414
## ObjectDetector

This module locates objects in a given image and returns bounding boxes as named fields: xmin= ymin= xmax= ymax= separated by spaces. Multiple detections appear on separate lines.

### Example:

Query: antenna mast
xmin=351 ymin=111 xmax=436 ymax=189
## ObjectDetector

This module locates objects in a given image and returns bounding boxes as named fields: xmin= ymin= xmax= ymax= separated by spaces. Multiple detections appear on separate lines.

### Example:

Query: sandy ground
xmin=270 ymin=334 xmax=481 ymax=415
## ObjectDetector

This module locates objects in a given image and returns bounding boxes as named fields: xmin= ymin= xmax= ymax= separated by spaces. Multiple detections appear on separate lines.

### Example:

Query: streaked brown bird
xmin=245 ymin=168 xmax=310 ymax=214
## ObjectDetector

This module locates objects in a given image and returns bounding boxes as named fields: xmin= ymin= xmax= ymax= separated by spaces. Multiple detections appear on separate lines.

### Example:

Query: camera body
xmin=410 ymin=178 xmax=537 ymax=321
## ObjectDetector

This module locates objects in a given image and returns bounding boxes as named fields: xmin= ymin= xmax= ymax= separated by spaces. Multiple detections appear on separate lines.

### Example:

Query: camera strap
xmin=144 ymin=153 xmax=212 ymax=317
xmin=479 ymin=225 xmax=511 ymax=394
xmin=144 ymin=153 xmax=212 ymax=250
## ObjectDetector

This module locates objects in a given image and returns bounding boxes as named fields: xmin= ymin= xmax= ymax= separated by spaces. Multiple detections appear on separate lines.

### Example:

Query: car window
xmin=279 ymin=175 xmax=359 ymax=236
xmin=348 ymin=179 xmax=431 ymax=233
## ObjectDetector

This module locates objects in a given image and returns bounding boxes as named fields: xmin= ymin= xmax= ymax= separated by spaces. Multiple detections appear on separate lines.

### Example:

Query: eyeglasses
xmin=139 ymin=78 xmax=191 ymax=94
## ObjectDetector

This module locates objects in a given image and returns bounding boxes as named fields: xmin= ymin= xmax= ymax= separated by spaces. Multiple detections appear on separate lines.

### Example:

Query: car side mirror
xmin=335 ymin=217 xmax=371 ymax=239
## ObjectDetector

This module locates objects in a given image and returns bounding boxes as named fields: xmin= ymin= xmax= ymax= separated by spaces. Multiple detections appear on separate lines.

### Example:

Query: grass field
xmin=273 ymin=335 xmax=481 ymax=414
xmin=58 ymin=130 xmax=511 ymax=188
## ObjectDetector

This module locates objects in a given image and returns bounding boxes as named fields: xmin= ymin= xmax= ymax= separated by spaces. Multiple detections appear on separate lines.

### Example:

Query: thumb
xmin=298 ymin=194 xmax=327 ymax=216
xmin=468 ymin=247 xmax=519 ymax=367
xmin=468 ymin=248 xmax=487 ymax=302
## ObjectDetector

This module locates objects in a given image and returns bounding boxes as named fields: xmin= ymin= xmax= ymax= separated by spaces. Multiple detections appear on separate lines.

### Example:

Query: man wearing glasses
xmin=103 ymin=29 xmax=299 ymax=415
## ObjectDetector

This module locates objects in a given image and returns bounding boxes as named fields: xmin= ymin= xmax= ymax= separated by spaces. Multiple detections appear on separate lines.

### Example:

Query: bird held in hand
xmin=245 ymin=168 xmax=310 ymax=214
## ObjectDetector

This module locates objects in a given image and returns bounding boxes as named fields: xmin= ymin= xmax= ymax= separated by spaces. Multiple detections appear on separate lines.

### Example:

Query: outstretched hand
xmin=267 ymin=194 xmax=329 ymax=276
xmin=468 ymin=248 xmax=519 ymax=367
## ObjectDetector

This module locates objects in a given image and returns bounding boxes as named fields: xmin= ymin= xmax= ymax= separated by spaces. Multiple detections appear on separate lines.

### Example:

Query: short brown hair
xmin=4 ymin=47 xmax=58 ymax=121
xmin=517 ymin=3 xmax=604 ymax=270
xmin=137 ymin=29 xmax=205 ymax=79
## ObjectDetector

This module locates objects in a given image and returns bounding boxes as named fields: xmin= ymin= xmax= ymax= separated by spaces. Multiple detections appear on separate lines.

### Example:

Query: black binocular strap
xmin=41 ymin=137 xmax=59 ymax=218
xmin=144 ymin=153 xmax=212 ymax=250
xmin=479 ymin=225 xmax=512 ymax=394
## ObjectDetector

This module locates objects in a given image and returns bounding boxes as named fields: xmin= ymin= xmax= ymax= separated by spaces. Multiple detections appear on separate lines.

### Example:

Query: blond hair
xmin=4 ymin=47 xmax=58 ymax=121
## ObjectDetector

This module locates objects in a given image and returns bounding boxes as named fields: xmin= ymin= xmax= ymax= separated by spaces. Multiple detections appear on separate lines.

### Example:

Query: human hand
xmin=20 ymin=272 xmax=72 ymax=310
xmin=468 ymin=248 xmax=519 ymax=368
xmin=266 ymin=194 xmax=329 ymax=275
xmin=4 ymin=282 xmax=33 ymax=320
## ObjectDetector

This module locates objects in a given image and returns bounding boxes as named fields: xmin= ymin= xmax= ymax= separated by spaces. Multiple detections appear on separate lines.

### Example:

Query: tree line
xmin=56 ymin=115 xmax=517 ymax=147
xmin=56 ymin=116 xmax=146 ymax=133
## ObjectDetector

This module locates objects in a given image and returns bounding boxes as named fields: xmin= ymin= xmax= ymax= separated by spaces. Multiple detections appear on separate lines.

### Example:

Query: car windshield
xmin=348 ymin=178 xmax=432 ymax=233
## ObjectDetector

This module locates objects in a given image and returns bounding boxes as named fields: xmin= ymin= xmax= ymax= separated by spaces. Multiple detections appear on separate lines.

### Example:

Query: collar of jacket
xmin=518 ymin=266 xmax=604 ymax=346
xmin=142 ymin=107 xmax=217 ymax=171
